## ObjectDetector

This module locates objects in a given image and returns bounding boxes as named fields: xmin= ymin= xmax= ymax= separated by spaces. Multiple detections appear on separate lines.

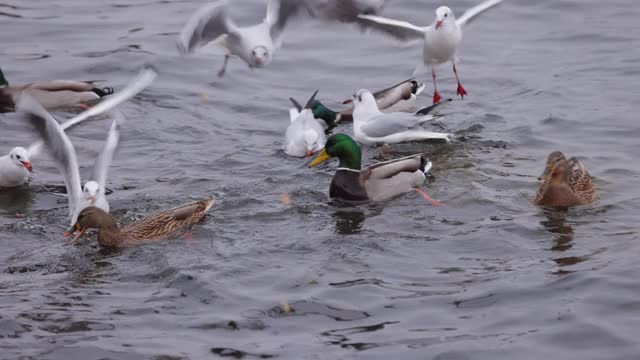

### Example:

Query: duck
xmin=64 ymin=198 xmax=215 ymax=247
xmin=351 ymin=89 xmax=452 ymax=145
xmin=309 ymin=133 xmax=441 ymax=204
xmin=340 ymin=78 xmax=425 ymax=120
xmin=0 ymin=67 xmax=113 ymax=112
xmin=534 ymin=151 xmax=598 ymax=207
xmin=284 ymin=91 xmax=327 ymax=157
xmin=17 ymin=94 xmax=124 ymax=225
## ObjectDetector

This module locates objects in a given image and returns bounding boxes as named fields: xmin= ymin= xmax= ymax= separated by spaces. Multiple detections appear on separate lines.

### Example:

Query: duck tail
xmin=92 ymin=87 xmax=115 ymax=98
xmin=416 ymin=98 xmax=452 ymax=115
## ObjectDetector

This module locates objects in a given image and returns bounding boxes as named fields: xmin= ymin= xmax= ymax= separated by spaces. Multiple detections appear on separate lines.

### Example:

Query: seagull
xmin=341 ymin=78 xmax=426 ymax=121
xmin=284 ymin=91 xmax=326 ymax=157
xmin=18 ymin=95 xmax=124 ymax=226
xmin=356 ymin=0 xmax=504 ymax=104
xmin=178 ymin=0 xmax=384 ymax=77
xmin=351 ymin=89 xmax=452 ymax=145
xmin=0 ymin=67 xmax=157 ymax=189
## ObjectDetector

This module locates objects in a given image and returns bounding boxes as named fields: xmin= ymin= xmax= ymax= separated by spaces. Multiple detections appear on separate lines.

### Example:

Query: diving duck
xmin=342 ymin=78 xmax=425 ymax=118
xmin=0 ymin=67 xmax=113 ymax=112
xmin=534 ymin=151 xmax=598 ymax=207
xmin=309 ymin=133 xmax=441 ymax=204
xmin=285 ymin=91 xmax=342 ymax=157
xmin=65 ymin=198 xmax=215 ymax=247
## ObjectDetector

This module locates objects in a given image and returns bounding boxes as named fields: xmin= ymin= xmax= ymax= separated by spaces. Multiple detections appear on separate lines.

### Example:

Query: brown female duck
xmin=534 ymin=151 xmax=597 ymax=207
xmin=65 ymin=198 xmax=215 ymax=247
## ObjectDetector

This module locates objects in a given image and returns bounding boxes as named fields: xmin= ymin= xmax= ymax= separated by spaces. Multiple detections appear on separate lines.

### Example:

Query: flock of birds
xmin=0 ymin=0 xmax=598 ymax=248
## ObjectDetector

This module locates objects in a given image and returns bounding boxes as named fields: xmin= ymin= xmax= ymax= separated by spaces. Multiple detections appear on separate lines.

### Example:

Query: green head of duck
xmin=309 ymin=134 xmax=361 ymax=170
xmin=0 ymin=68 xmax=8 ymax=86
xmin=310 ymin=100 xmax=339 ymax=131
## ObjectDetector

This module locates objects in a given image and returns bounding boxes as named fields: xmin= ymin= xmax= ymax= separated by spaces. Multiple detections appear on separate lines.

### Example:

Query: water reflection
xmin=331 ymin=206 xmax=366 ymax=235
xmin=0 ymin=186 xmax=33 ymax=215
xmin=540 ymin=208 xmax=589 ymax=272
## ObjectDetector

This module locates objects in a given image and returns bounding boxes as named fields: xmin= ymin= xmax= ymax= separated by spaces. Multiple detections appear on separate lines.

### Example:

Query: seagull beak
xmin=435 ymin=20 xmax=443 ymax=29
xmin=306 ymin=150 xmax=314 ymax=158
xmin=21 ymin=161 xmax=32 ymax=172
xmin=89 ymin=196 xmax=96 ymax=204
xmin=309 ymin=149 xmax=331 ymax=167
xmin=255 ymin=57 xmax=264 ymax=65
xmin=342 ymin=98 xmax=353 ymax=105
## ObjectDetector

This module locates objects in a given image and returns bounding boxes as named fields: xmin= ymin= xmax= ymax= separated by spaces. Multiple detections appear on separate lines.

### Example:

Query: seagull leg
xmin=218 ymin=54 xmax=230 ymax=77
xmin=432 ymin=67 xmax=441 ymax=104
xmin=453 ymin=63 xmax=468 ymax=99
xmin=415 ymin=188 xmax=443 ymax=206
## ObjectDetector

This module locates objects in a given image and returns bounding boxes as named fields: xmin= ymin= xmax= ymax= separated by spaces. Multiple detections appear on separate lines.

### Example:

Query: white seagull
xmin=178 ymin=0 xmax=384 ymax=77
xmin=0 ymin=67 xmax=157 ymax=190
xmin=18 ymin=95 xmax=124 ymax=226
xmin=351 ymin=89 xmax=452 ymax=145
xmin=284 ymin=91 xmax=326 ymax=158
xmin=356 ymin=0 xmax=504 ymax=104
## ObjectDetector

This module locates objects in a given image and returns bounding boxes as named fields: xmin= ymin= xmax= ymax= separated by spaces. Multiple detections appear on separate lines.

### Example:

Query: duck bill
xmin=309 ymin=149 xmax=331 ymax=167
xmin=21 ymin=161 xmax=32 ymax=172
xmin=64 ymin=224 xmax=87 ymax=244
xmin=435 ymin=20 xmax=443 ymax=29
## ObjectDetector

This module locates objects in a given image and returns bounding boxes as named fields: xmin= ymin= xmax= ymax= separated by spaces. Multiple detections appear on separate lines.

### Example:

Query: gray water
xmin=1 ymin=0 xmax=640 ymax=359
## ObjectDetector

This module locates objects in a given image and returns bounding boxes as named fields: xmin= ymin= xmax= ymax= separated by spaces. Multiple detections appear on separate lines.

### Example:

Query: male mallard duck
xmin=65 ymin=198 xmax=215 ymax=247
xmin=309 ymin=134 xmax=441 ymax=204
xmin=0 ymin=67 xmax=113 ymax=112
xmin=534 ymin=151 xmax=598 ymax=207
xmin=341 ymin=78 xmax=426 ymax=120
xmin=351 ymin=89 xmax=452 ymax=145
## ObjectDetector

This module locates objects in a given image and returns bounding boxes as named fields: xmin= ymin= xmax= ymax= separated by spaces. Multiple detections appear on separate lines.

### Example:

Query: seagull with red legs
xmin=356 ymin=0 xmax=504 ymax=104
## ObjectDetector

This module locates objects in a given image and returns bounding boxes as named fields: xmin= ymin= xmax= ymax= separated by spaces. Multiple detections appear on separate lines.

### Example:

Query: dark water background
xmin=1 ymin=0 xmax=640 ymax=359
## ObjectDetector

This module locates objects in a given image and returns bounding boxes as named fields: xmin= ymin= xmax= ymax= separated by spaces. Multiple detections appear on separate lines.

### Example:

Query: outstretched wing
xmin=17 ymin=95 xmax=82 ymax=224
xmin=356 ymin=14 xmax=427 ymax=42
xmin=92 ymin=111 xmax=124 ymax=197
xmin=456 ymin=0 xmax=504 ymax=27
xmin=178 ymin=1 xmax=237 ymax=53
xmin=27 ymin=66 xmax=157 ymax=158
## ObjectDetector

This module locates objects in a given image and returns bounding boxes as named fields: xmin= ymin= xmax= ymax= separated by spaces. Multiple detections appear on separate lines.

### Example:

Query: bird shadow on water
xmin=330 ymin=203 xmax=367 ymax=235
xmin=539 ymin=207 xmax=592 ymax=275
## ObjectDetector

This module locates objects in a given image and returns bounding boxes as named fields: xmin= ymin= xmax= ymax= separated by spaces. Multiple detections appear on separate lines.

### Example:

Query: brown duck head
xmin=535 ymin=151 xmax=571 ymax=206
xmin=65 ymin=206 xmax=118 ymax=244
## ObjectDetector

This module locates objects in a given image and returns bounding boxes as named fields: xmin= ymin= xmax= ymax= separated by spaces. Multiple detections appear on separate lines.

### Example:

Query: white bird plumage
xmin=284 ymin=92 xmax=326 ymax=157
xmin=0 ymin=67 xmax=157 ymax=189
xmin=351 ymin=89 xmax=452 ymax=145
xmin=178 ymin=0 xmax=385 ymax=77
xmin=356 ymin=0 xmax=504 ymax=104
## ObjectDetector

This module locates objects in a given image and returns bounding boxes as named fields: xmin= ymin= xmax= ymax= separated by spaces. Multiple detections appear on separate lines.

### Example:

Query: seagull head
xmin=9 ymin=147 xmax=32 ymax=173
xmin=352 ymin=89 xmax=378 ymax=111
xmin=303 ymin=128 xmax=322 ymax=158
xmin=250 ymin=46 xmax=270 ymax=67
xmin=434 ymin=6 xmax=454 ymax=30
xmin=83 ymin=180 xmax=100 ymax=204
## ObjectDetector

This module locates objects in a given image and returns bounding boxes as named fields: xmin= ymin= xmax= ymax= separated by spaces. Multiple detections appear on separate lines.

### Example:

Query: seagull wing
xmin=360 ymin=113 xmax=432 ymax=138
xmin=17 ymin=95 xmax=82 ymax=224
xmin=92 ymin=111 xmax=124 ymax=197
xmin=456 ymin=0 xmax=504 ymax=27
xmin=356 ymin=14 xmax=427 ymax=42
xmin=26 ymin=66 xmax=156 ymax=159
xmin=178 ymin=1 xmax=238 ymax=53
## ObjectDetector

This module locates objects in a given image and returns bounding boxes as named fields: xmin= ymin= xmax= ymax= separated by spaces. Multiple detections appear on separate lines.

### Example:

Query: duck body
xmin=0 ymin=68 xmax=113 ymax=112
xmin=534 ymin=151 xmax=598 ymax=207
xmin=68 ymin=198 xmax=215 ymax=247
xmin=310 ymin=134 xmax=433 ymax=203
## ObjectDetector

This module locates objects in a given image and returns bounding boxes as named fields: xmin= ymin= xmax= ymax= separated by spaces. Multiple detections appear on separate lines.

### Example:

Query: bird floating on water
xmin=0 ymin=67 xmax=113 ymax=113
xmin=178 ymin=0 xmax=384 ymax=77
xmin=534 ymin=151 xmax=598 ymax=207
xmin=351 ymin=89 xmax=452 ymax=145
xmin=309 ymin=133 xmax=441 ymax=205
xmin=341 ymin=78 xmax=426 ymax=120
xmin=65 ymin=198 xmax=215 ymax=247
xmin=284 ymin=91 xmax=327 ymax=158
xmin=356 ymin=0 xmax=504 ymax=104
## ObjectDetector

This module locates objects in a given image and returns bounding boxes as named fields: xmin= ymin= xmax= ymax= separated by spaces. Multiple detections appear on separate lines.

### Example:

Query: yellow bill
xmin=309 ymin=149 xmax=331 ymax=167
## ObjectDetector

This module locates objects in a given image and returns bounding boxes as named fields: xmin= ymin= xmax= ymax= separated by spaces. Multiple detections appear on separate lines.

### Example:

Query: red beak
xmin=21 ymin=161 xmax=32 ymax=172
xmin=89 ymin=196 xmax=96 ymax=204
xmin=255 ymin=57 xmax=264 ymax=65
xmin=342 ymin=98 xmax=353 ymax=105
xmin=435 ymin=20 xmax=443 ymax=29
xmin=306 ymin=150 xmax=313 ymax=157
